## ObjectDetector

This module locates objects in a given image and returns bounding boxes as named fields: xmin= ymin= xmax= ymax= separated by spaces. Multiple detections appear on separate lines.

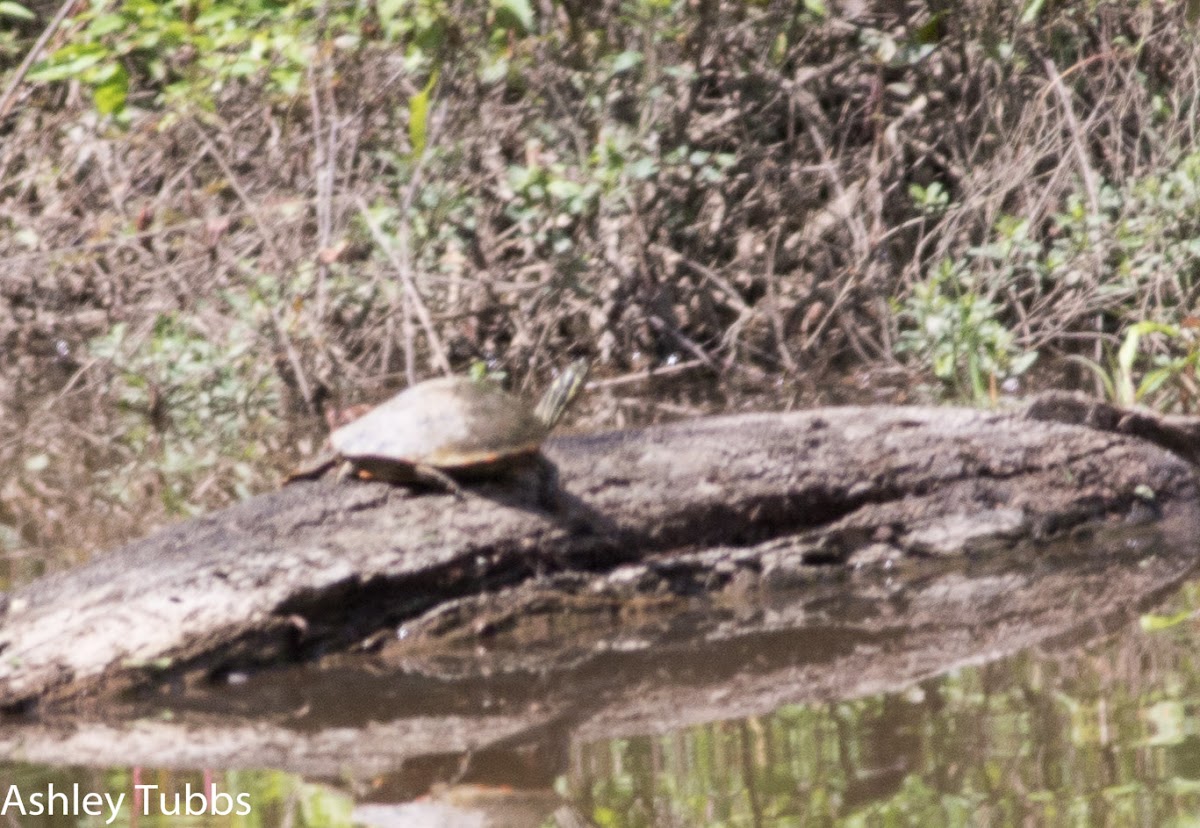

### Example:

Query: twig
xmin=1043 ymin=58 xmax=1101 ymax=216
xmin=670 ymin=251 xmax=751 ymax=314
xmin=761 ymin=227 xmax=798 ymax=374
xmin=307 ymin=58 xmax=339 ymax=320
xmin=584 ymin=358 xmax=708 ymax=389
xmin=646 ymin=315 xmax=717 ymax=369
xmin=1044 ymin=58 xmax=1108 ymax=384
xmin=0 ymin=0 xmax=78 ymax=122
xmin=799 ymin=121 xmax=871 ymax=353
xmin=804 ymin=120 xmax=870 ymax=257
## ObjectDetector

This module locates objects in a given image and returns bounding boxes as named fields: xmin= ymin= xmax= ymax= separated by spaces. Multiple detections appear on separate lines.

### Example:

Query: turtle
xmin=285 ymin=359 xmax=590 ymax=496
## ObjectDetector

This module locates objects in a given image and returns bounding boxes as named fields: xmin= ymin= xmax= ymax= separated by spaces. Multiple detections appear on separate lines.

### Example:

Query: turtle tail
xmin=534 ymin=358 xmax=590 ymax=429
xmin=283 ymin=451 xmax=339 ymax=484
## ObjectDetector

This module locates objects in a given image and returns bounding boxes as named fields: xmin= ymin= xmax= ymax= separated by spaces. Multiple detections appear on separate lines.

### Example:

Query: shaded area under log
xmin=0 ymin=396 xmax=1198 ymax=711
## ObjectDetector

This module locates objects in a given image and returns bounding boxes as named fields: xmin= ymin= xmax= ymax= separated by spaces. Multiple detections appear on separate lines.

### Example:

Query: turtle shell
xmin=330 ymin=376 xmax=549 ymax=470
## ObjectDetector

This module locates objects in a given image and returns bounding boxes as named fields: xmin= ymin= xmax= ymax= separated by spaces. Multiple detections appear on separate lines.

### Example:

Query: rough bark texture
xmin=0 ymin=397 xmax=1196 ymax=711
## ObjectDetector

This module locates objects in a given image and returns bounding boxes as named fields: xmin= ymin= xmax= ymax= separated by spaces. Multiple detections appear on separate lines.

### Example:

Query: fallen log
xmin=0 ymin=395 xmax=1197 ymax=710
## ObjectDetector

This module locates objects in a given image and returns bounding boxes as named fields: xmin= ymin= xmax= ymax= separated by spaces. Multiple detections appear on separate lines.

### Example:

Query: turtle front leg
xmin=412 ymin=464 xmax=468 ymax=500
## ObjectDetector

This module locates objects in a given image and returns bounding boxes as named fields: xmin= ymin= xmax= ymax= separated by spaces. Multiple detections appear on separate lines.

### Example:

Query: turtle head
xmin=534 ymin=358 xmax=590 ymax=429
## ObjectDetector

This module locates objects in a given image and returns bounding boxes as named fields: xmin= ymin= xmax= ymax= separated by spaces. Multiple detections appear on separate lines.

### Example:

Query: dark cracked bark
xmin=0 ymin=397 xmax=1197 ymax=711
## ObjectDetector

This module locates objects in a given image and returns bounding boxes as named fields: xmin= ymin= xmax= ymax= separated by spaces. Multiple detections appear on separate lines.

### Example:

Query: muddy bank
xmin=0 ymin=394 xmax=1197 ymax=710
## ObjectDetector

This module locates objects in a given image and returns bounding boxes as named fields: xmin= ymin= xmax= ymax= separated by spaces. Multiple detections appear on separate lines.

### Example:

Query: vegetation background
xmin=1 ymin=0 xmax=1199 ymax=568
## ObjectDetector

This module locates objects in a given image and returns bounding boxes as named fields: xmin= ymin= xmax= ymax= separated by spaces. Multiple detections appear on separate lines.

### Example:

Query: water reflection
xmin=568 ymin=580 xmax=1200 ymax=826
xmin=0 ymin=765 xmax=352 ymax=827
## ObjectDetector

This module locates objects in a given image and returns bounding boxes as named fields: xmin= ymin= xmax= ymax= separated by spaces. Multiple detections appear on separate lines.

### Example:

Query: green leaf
xmin=610 ymin=51 xmax=643 ymax=74
xmin=271 ymin=67 xmax=301 ymax=96
xmin=1116 ymin=321 xmax=1177 ymax=404
xmin=479 ymin=55 xmax=509 ymax=85
xmin=29 ymin=50 xmax=107 ymax=82
xmin=86 ymin=13 xmax=128 ymax=37
xmin=770 ymin=32 xmax=787 ymax=64
xmin=376 ymin=0 xmax=405 ymax=20
xmin=1138 ymin=366 xmax=1173 ymax=399
xmin=0 ymin=1 xmax=34 ymax=20
xmin=545 ymin=179 xmax=581 ymax=200
xmin=627 ymin=157 xmax=658 ymax=180
xmin=1020 ymin=0 xmax=1046 ymax=24
xmin=1141 ymin=610 xmax=1192 ymax=632
xmin=493 ymin=0 xmax=533 ymax=33
xmin=226 ymin=58 xmax=260 ymax=77
xmin=408 ymin=70 xmax=438 ymax=157
xmin=912 ymin=13 xmax=943 ymax=45
xmin=92 ymin=63 xmax=129 ymax=115
xmin=1008 ymin=350 xmax=1038 ymax=376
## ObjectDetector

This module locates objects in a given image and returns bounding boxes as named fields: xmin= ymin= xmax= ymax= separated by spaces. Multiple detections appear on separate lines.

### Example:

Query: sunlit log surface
xmin=0 ymin=393 xmax=1197 ymax=711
